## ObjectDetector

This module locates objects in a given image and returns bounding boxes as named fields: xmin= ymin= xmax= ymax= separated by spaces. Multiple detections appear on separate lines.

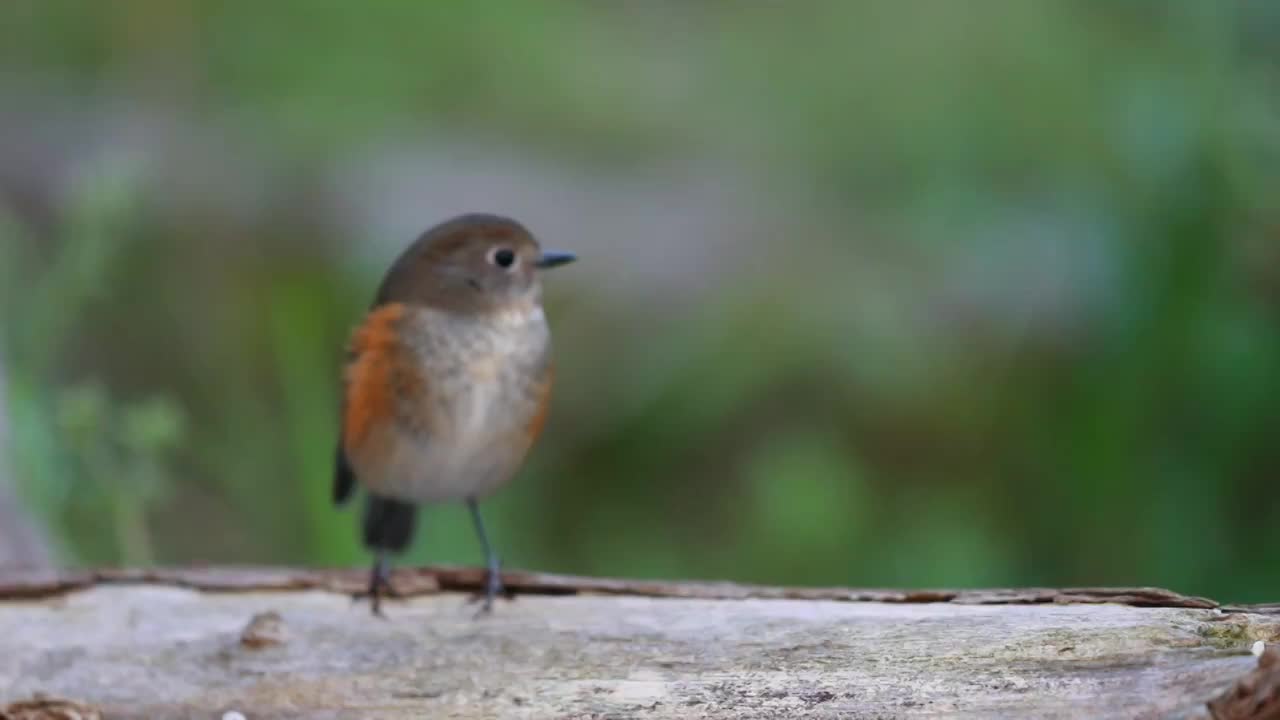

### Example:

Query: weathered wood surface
xmin=0 ymin=567 xmax=1277 ymax=720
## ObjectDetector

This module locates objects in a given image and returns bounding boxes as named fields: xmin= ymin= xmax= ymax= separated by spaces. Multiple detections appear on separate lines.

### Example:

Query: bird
xmin=332 ymin=213 xmax=575 ymax=617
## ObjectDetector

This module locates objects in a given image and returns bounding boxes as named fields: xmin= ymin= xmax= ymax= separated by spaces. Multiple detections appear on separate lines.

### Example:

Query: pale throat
xmin=485 ymin=297 xmax=546 ymax=330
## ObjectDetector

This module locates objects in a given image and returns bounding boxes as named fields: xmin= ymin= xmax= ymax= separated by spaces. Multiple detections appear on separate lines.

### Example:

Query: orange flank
xmin=343 ymin=303 xmax=410 ymax=454
xmin=523 ymin=365 xmax=554 ymax=445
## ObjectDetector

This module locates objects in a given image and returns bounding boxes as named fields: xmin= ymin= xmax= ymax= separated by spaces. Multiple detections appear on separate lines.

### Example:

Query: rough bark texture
xmin=1 ymin=567 xmax=1278 ymax=720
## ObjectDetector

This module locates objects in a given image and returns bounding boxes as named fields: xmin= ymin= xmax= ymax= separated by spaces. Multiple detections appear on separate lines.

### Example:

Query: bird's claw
xmin=351 ymin=589 xmax=394 ymax=619
xmin=352 ymin=561 xmax=396 ymax=618
xmin=467 ymin=570 xmax=507 ymax=618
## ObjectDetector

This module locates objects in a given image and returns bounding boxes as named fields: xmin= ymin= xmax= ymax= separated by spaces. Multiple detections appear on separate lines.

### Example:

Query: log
xmin=1 ymin=567 xmax=1277 ymax=719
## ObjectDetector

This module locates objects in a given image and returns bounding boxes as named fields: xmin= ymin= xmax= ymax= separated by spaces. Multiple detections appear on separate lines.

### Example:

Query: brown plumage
xmin=333 ymin=213 xmax=575 ymax=616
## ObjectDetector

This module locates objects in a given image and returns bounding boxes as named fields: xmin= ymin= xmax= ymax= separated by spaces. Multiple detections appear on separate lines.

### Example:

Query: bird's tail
xmin=362 ymin=494 xmax=418 ymax=554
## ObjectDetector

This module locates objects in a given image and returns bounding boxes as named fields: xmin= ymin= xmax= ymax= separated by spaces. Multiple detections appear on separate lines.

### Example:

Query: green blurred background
xmin=1 ymin=1 xmax=1277 ymax=602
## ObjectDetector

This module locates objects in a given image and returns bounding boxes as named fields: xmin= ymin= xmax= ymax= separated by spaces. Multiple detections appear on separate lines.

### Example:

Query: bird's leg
xmin=467 ymin=498 xmax=505 ymax=616
xmin=352 ymin=551 xmax=393 ymax=618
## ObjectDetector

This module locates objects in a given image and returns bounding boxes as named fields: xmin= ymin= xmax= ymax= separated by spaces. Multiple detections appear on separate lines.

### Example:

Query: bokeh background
xmin=1 ymin=1 xmax=1277 ymax=602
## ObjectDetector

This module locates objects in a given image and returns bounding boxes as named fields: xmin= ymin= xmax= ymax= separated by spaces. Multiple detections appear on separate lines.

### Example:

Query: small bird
xmin=333 ymin=213 xmax=575 ymax=616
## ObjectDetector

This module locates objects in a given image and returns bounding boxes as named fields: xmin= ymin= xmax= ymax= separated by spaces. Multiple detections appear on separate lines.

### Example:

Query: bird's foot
xmin=466 ymin=566 xmax=509 ymax=619
xmin=351 ymin=561 xmax=396 ymax=619
xmin=350 ymin=588 xmax=395 ymax=619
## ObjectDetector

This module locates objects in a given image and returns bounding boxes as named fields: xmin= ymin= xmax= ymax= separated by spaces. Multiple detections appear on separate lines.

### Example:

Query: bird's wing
xmin=333 ymin=302 xmax=410 ymax=507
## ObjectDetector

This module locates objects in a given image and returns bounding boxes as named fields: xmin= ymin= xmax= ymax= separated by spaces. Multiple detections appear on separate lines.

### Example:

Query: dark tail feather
xmin=362 ymin=495 xmax=418 ymax=554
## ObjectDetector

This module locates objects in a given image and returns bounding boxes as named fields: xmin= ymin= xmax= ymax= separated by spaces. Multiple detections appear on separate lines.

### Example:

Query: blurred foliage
xmin=56 ymin=382 xmax=185 ymax=564
xmin=0 ymin=157 xmax=187 ymax=565
xmin=1 ymin=1 xmax=1278 ymax=601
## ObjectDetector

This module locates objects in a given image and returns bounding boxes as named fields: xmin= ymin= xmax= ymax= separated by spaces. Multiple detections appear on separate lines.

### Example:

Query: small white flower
xmin=1252 ymin=640 xmax=1266 ymax=658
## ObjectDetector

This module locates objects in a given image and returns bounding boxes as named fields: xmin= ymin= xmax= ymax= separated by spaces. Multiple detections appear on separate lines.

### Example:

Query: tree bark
xmin=1 ymin=567 xmax=1278 ymax=719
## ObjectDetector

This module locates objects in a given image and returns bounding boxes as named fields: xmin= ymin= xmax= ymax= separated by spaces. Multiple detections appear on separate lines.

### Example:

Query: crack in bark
xmin=0 ymin=565 xmax=1232 ymax=611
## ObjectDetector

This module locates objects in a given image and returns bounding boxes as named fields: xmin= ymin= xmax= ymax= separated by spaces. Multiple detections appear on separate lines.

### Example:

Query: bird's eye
xmin=488 ymin=247 xmax=517 ymax=269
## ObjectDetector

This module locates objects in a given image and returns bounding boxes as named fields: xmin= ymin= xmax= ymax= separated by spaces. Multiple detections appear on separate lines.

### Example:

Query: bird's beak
xmin=536 ymin=250 xmax=577 ymax=269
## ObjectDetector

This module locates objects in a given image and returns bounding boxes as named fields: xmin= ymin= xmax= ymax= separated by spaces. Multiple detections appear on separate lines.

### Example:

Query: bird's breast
xmin=380 ymin=306 xmax=552 ymax=503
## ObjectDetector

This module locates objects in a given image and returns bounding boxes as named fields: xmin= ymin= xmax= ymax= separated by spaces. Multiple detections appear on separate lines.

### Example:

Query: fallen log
xmin=1 ymin=566 xmax=1277 ymax=719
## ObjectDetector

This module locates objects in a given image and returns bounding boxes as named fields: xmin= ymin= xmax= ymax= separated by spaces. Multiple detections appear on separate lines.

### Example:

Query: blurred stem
xmin=85 ymin=432 xmax=155 ymax=565
xmin=112 ymin=490 xmax=152 ymax=566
